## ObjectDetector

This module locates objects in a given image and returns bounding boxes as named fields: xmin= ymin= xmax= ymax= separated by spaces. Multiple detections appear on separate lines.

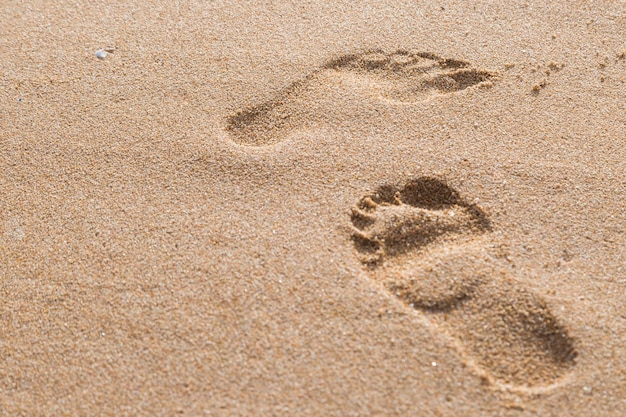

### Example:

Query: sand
xmin=1 ymin=0 xmax=625 ymax=415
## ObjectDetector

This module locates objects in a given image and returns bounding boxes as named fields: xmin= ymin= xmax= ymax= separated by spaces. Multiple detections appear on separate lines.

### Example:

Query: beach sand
xmin=1 ymin=1 xmax=625 ymax=415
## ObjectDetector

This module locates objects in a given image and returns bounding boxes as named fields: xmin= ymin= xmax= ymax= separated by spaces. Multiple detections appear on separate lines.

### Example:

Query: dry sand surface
xmin=1 ymin=0 xmax=625 ymax=415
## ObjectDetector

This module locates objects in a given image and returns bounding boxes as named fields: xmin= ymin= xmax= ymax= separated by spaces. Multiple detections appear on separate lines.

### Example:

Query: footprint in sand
xmin=350 ymin=177 xmax=577 ymax=389
xmin=226 ymin=50 xmax=496 ymax=146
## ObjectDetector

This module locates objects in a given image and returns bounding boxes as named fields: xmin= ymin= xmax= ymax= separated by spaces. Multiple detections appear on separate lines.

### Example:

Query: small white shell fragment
xmin=95 ymin=49 xmax=108 ymax=59
xmin=95 ymin=47 xmax=115 ymax=60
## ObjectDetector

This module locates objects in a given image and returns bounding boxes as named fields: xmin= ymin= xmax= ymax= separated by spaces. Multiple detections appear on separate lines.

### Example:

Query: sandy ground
xmin=1 ymin=1 xmax=625 ymax=415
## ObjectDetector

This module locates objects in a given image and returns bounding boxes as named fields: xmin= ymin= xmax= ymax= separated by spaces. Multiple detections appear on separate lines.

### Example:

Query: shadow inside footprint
xmin=351 ymin=177 xmax=576 ymax=389
xmin=225 ymin=50 xmax=496 ymax=146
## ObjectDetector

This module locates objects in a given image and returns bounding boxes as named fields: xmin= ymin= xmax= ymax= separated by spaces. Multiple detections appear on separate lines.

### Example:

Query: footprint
xmin=226 ymin=50 xmax=496 ymax=146
xmin=350 ymin=177 xmax=576 ymax=389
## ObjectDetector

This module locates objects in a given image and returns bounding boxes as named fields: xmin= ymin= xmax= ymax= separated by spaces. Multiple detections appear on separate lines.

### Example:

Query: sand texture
xmin=1 ymin=0 xmax=625 ymax=415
